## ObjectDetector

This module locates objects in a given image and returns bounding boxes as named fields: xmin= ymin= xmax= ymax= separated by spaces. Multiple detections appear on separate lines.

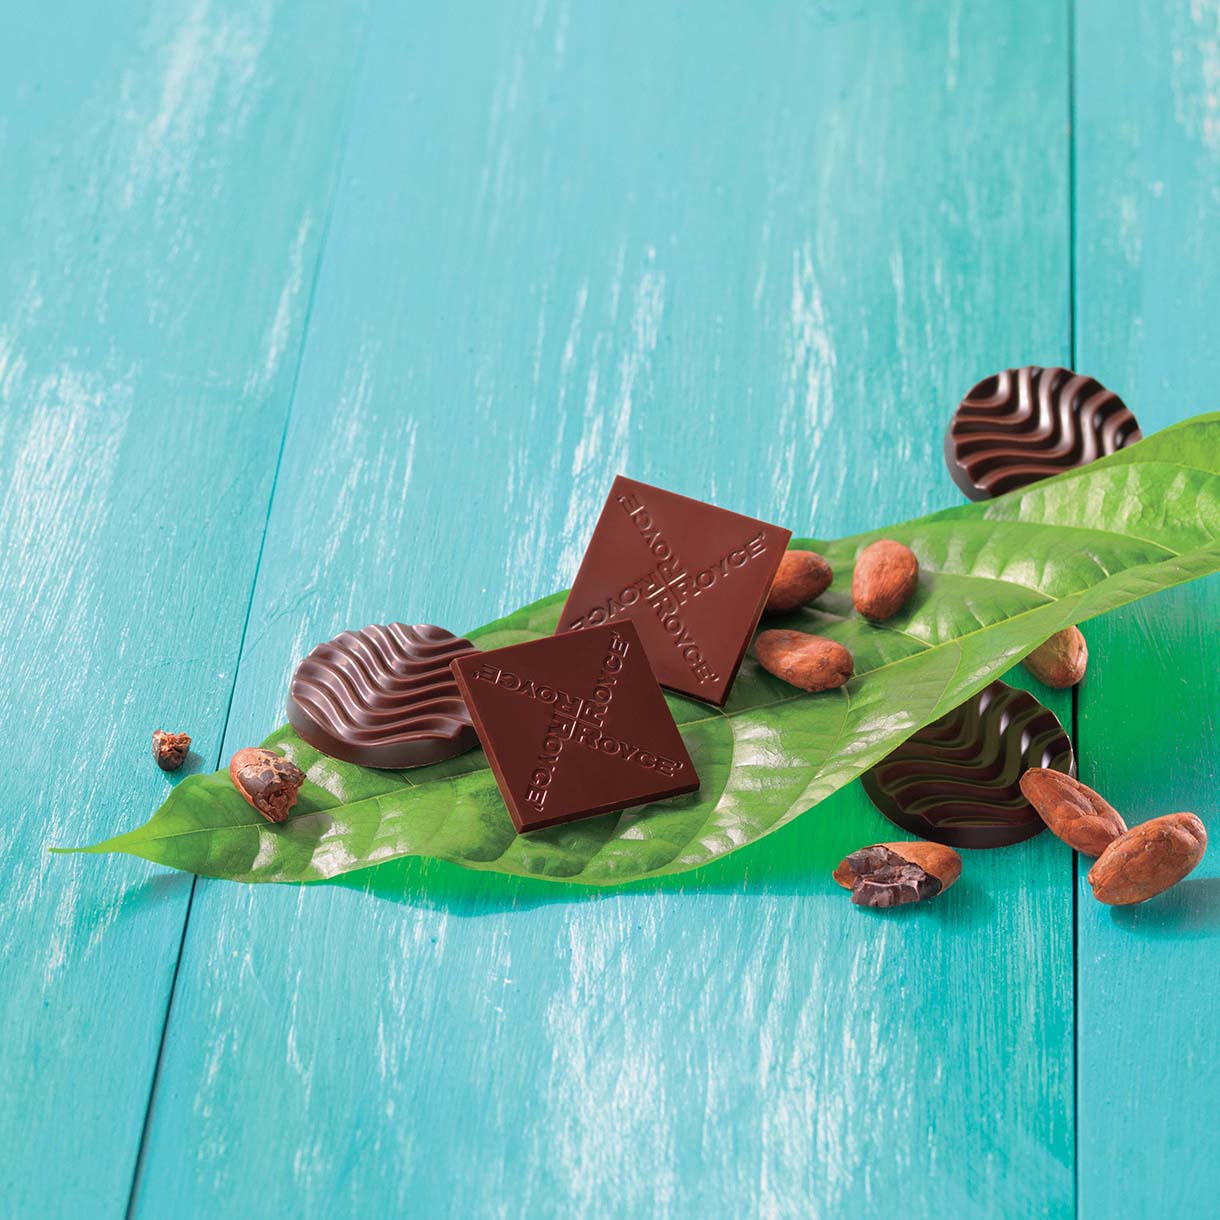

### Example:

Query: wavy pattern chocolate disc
xmin=945 ymin=365 xmax=1142 ymax=500
xmin=288 ymin=623 xmax=479 ymax=769
xmin=861 ymin=680 xmax=1074 ymax=848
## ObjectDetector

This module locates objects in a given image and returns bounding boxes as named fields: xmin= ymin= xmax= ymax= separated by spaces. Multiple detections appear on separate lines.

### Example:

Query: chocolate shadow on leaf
xmin=321 ymin=784 xmax=880 ymax=912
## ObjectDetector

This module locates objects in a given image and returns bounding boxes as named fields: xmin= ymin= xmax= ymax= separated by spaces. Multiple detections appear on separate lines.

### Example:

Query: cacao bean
xmin=852 ymin=539 xmax=919 ymax=621
xmin=1088 ymin=813 xmax=1207 ymax=905
xmin=152 ymin=729 xmax=191 ymax=772
xmin=754 ymin=629 xmax=853 ymax=692
xmin=764 ymin=549 xmax=833 ymax=614
xmin=1019 ymin=768 xmax=1126 ymax=857
xmin=230 ymin=747 xmax=306 ymax=824
xmin=833 ymin=841 xmax=961 ymax=908
xmin=1022 ymin=627 xmax=1088 ymax=688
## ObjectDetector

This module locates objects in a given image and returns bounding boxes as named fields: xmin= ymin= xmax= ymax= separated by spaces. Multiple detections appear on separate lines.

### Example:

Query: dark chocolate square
xmin=557 ymin=476 xmax=791 ymax=704
xmin=450 ymin=620 xmax=698 ymax=833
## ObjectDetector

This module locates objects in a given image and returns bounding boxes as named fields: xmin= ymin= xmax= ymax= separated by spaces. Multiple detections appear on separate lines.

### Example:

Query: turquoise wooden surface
xmin=133 ymin=2 xmax=1076 ymax=1215
xmin=1 ymin=1 xmax=1214 ymax=1217
xmin=1075 ymin=2 xmax=1220 ymax=1216
xmin=0 ymin=2 xmax=366 ymax=1216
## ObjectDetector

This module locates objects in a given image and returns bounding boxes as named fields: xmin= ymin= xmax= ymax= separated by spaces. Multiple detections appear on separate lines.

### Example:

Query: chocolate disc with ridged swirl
xmin=288 ymin=623 xmax=479 ymax=769
xmin=945 ymin=366 xmax=1142 ymax=500
xmin=861 ymin=680 xmax=1075 ymax=848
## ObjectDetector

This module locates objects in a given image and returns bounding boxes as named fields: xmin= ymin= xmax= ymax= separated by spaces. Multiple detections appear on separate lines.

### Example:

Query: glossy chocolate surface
xmin=451 ymin=620 xmax=698 ymax=833
xmin=945 ymin=366 xmax=1142 ymax=500
xmin=861 ymin=680 xmax=1075 ymax=849
xmin=287 ymin=623 xmax=478 ymax=769
xmin=557 ymin=476 xmax=790 ymax=705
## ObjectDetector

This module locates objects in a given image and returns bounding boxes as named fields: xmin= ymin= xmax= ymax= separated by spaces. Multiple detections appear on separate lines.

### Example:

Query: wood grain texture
xmin=0 ymin=1 xmax=366 ymax=1215
xmin=1075 ymin=2 xmax=1220 ymax=1216
xmin=127 ymin=2 xmax=1076 ymax=1216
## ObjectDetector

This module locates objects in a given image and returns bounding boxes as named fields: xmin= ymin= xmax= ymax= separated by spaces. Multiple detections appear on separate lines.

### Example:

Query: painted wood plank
xmin=131 ymin=1 xmax=1075 ymax=1215
xmin=1075 ymin=1 xmax=1220 ymax=1216
xmin=0 ymin=2 xmax=367 ymax=1215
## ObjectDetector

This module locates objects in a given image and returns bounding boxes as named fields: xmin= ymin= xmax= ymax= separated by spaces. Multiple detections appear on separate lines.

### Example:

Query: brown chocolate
xmin=152 ymin=729 xmax=191 ymax=772
xmin=287 ymin=623 xmax=478 ymax=769
xmin=945 ymin=366 xmax=1142 ymax=499
xmin=450 ymin=620 xmax=698 ymax=833
xmin=557 ymin=476 xmax=790 ymax=705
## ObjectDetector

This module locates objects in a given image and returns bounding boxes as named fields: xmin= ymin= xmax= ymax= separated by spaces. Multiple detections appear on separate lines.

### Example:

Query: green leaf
xmin=59 ymin=414 xmax=1220 ymax=886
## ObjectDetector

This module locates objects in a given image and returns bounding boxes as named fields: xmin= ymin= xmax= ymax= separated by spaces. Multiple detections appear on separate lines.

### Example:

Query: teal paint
xmin=10 ymin=0 xmax=1218 ymax=1215
xmin=0 ymin=2 xmax=367 ymax=1216
xmin=130 ymin=1 xmax=1073 ymax=1216
xmin=1075 ymin=2 xmax=1220 ymax=1217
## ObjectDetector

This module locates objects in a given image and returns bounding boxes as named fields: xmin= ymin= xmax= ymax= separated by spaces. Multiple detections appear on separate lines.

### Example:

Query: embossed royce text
xmin=564 ymin=490 xmax=771 ymax=686
xmin=469 ymin=630 xmax=684 ymax=814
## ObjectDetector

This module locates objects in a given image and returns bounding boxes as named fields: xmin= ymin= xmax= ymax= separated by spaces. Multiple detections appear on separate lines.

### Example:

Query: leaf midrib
xmin=65 ymin=424 xmax=1220 ymax=884
xmin=102 ymin=533 xmax=1220 ymax=858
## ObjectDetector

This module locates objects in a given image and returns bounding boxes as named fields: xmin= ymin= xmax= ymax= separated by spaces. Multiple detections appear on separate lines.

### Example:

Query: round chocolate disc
xmin=861 ymin=680 xmax=1074 ymax=849
xmin=945 ymin=365 xmax=1142 ymax=500
xmin=287 ymin=623 xmax=479 ymax=769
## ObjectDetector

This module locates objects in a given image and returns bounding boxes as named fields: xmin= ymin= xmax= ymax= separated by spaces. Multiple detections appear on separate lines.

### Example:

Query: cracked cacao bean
xmin=833 ymin=841 xmax=961 ymax=909
xmin=229 ymin=747 xmax=306 ymax=824
xmin=1022 ymin=627 xmax=1088 ymax=688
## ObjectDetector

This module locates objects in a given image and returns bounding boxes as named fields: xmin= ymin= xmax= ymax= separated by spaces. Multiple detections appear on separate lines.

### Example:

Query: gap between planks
xmin=120 ymin=20 xmax=374 ymax=1215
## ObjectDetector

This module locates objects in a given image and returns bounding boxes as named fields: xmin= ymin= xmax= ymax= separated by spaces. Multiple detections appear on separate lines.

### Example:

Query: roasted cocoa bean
xmin=754 ymin=629 xmax=853 ymax=692
xmin=229 ymin=747 xmax=306 ymax=824
xmin=833 ymin=841 xmax=961 ymax=908
xmin=764 ymin=550 xmax=833 ymax=614
xmin=1088 ymin=813 xmax=1207 ymax=905
xmin=1022 ymin=627 xmax=1088 ymax=688
xmin=852 ymin=539 xmax=919 ymax=621
xmin=1019 ymin=768 xmax=1126 ymax=857
xmin=152 ymin=729 xmax=192 ymax=772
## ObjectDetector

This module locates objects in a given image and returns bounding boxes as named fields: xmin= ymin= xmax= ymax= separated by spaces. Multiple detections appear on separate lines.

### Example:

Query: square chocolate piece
xmin=557 ymin=476 xmax=791 ymax=704
xmin=450 ymin=620 xmax=698 ymax=833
